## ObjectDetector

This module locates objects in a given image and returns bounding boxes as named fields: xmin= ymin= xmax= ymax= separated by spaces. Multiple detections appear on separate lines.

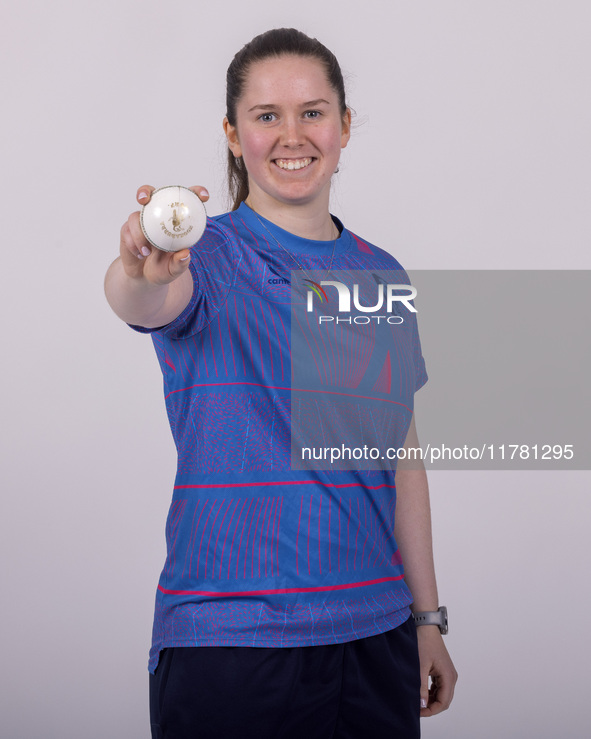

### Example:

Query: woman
xmin=105 ymin=27 xmax=457 ymax=739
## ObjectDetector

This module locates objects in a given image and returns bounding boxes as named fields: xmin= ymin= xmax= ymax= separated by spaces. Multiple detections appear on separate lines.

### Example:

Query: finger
xmin=419 ymin=669 xmax=430 ymax=712
xmin=120 ymin=221 xmax=144 ymax=260
xmin=433 ymin=670 xmax=456 ymax=712
xmin=137 ymin=185 xmax=156 ymax=205
xmin=420 ymin=677 xmax=441 ymax=717
xmin=420 ymin=671 xmax=457 ymax=717
xmin=127 ymin=211 xmax=152 ymax=258
xmin=119 ymin=222 xmax=148 ymax=279
xmin=188 ymin=186 xmax=210 ymax=202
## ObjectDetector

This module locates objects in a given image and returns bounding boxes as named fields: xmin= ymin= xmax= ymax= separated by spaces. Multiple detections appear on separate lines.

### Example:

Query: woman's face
xmin=224 ymin=55 xmax=351 ymax=213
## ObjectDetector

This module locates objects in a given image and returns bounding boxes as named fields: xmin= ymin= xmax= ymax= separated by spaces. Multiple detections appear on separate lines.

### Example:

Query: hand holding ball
xmin=140 ymin=186 xmax=207 ymax=252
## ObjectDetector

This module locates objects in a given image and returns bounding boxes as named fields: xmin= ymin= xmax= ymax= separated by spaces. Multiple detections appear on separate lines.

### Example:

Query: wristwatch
xmin=413 ymin=606 xmax=448 ymax=635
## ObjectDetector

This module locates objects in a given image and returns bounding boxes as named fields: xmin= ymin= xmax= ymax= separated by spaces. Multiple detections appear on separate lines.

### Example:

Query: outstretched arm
xmin=104 ymin=185 xmax=209 ymax=328
xmin=394 ymin=414 xmax=458 ymax=717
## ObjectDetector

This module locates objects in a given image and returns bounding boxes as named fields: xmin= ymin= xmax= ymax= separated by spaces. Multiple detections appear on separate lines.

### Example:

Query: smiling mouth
xmin=273 ymin=157 xmax=314 ymax=171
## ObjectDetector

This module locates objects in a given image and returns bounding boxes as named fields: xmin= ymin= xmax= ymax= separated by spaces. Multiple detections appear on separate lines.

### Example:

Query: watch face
xmin=141 ymin=185 xmax=207 ymax=252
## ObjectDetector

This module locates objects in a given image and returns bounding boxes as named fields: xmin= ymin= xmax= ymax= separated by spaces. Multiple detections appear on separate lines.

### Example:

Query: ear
xmin=223 ymin=116 xmax=242 ymax=158
xmin=340 ymin=108 xmax=352 ymax=149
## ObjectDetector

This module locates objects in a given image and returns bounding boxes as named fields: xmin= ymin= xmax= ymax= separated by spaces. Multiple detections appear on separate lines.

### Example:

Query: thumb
xmin=169 ymin=249 xmax=191 ymax=278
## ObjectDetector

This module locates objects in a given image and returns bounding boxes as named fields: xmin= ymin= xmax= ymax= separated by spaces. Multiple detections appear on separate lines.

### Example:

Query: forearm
xmin=394 ymin=467 xmax=439 ymax=611
xmin=104 ymin=256 xmax=193 ymax=327
xmin=394 ymin=415 xmax=458 ymax=714
xmin=393 ymin=416 xmax=439 ymax=612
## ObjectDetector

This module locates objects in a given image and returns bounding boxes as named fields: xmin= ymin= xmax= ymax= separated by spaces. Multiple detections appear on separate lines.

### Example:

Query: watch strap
xmin=413 ymin=606 xmax=448 ymax=634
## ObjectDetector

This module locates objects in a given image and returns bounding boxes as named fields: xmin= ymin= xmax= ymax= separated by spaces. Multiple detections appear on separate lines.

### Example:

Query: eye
xmin=258 ymin=112 xmax=277 ymax=122
xmin=304 ymin=110 xmax=322 ymax=119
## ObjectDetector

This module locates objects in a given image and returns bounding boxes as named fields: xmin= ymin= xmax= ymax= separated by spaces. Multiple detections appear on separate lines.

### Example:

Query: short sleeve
xmin=412 ymin=315 xmax=428 ymax=392
xmin=127 ymin=218 xmax=240 ymax=340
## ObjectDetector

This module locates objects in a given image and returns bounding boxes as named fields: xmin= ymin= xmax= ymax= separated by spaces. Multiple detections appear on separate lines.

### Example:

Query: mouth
xmin=273 ymin=157 xmax=314 ymax=171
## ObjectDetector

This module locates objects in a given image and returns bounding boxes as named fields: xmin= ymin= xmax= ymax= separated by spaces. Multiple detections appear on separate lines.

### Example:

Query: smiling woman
xmin=104 ymin=26 xmax=457 ymax=739
xmin=223 ymin=55 xmax=350 ymax=233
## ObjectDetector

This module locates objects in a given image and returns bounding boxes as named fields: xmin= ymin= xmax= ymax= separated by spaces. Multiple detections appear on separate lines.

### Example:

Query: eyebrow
xmin=247 ymin=98 xmax=332 ymax=112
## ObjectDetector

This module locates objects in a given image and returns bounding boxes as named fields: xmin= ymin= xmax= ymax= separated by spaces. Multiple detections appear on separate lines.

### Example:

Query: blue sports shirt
xmin=132 ymin=202 xmax=427 ymax=673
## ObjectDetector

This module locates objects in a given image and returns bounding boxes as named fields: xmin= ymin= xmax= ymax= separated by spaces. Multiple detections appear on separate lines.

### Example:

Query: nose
xmin=280 ymin=116 xmax=304 ymax=148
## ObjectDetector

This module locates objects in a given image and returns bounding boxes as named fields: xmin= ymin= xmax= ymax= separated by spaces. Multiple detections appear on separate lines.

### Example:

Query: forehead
xmin=240 ymin=55 xmax=335 ymax=104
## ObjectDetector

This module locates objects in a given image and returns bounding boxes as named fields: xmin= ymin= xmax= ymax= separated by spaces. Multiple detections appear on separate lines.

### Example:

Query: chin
xmin=270 ymin=180 xmax=332 ymax=205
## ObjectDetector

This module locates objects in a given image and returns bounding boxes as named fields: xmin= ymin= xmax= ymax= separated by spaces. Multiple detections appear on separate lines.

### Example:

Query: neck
xmin=244 ymin=192 xmax=338 ymax=241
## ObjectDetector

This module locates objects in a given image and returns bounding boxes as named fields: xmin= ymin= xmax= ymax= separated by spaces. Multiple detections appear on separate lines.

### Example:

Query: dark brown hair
xmin=225 ymin=28 xmax=347 ymax=210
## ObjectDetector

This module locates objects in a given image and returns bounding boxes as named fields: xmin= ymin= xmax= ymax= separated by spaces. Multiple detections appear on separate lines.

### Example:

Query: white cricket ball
xmin=140 ymin=185 xmax=207 ymax=252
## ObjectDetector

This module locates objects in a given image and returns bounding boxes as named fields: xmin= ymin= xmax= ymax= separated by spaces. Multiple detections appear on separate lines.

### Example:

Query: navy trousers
xmin=150 ymin=616 xmax=420 ymax=738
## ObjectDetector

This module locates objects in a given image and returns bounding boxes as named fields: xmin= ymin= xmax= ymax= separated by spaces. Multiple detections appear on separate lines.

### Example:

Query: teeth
xmin=275 ymin=158 xmax=312 ymax=170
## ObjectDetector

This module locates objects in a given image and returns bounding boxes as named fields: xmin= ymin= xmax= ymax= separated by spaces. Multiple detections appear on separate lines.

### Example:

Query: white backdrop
xmin=1 ymin=1 xmax=589 ymax=737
